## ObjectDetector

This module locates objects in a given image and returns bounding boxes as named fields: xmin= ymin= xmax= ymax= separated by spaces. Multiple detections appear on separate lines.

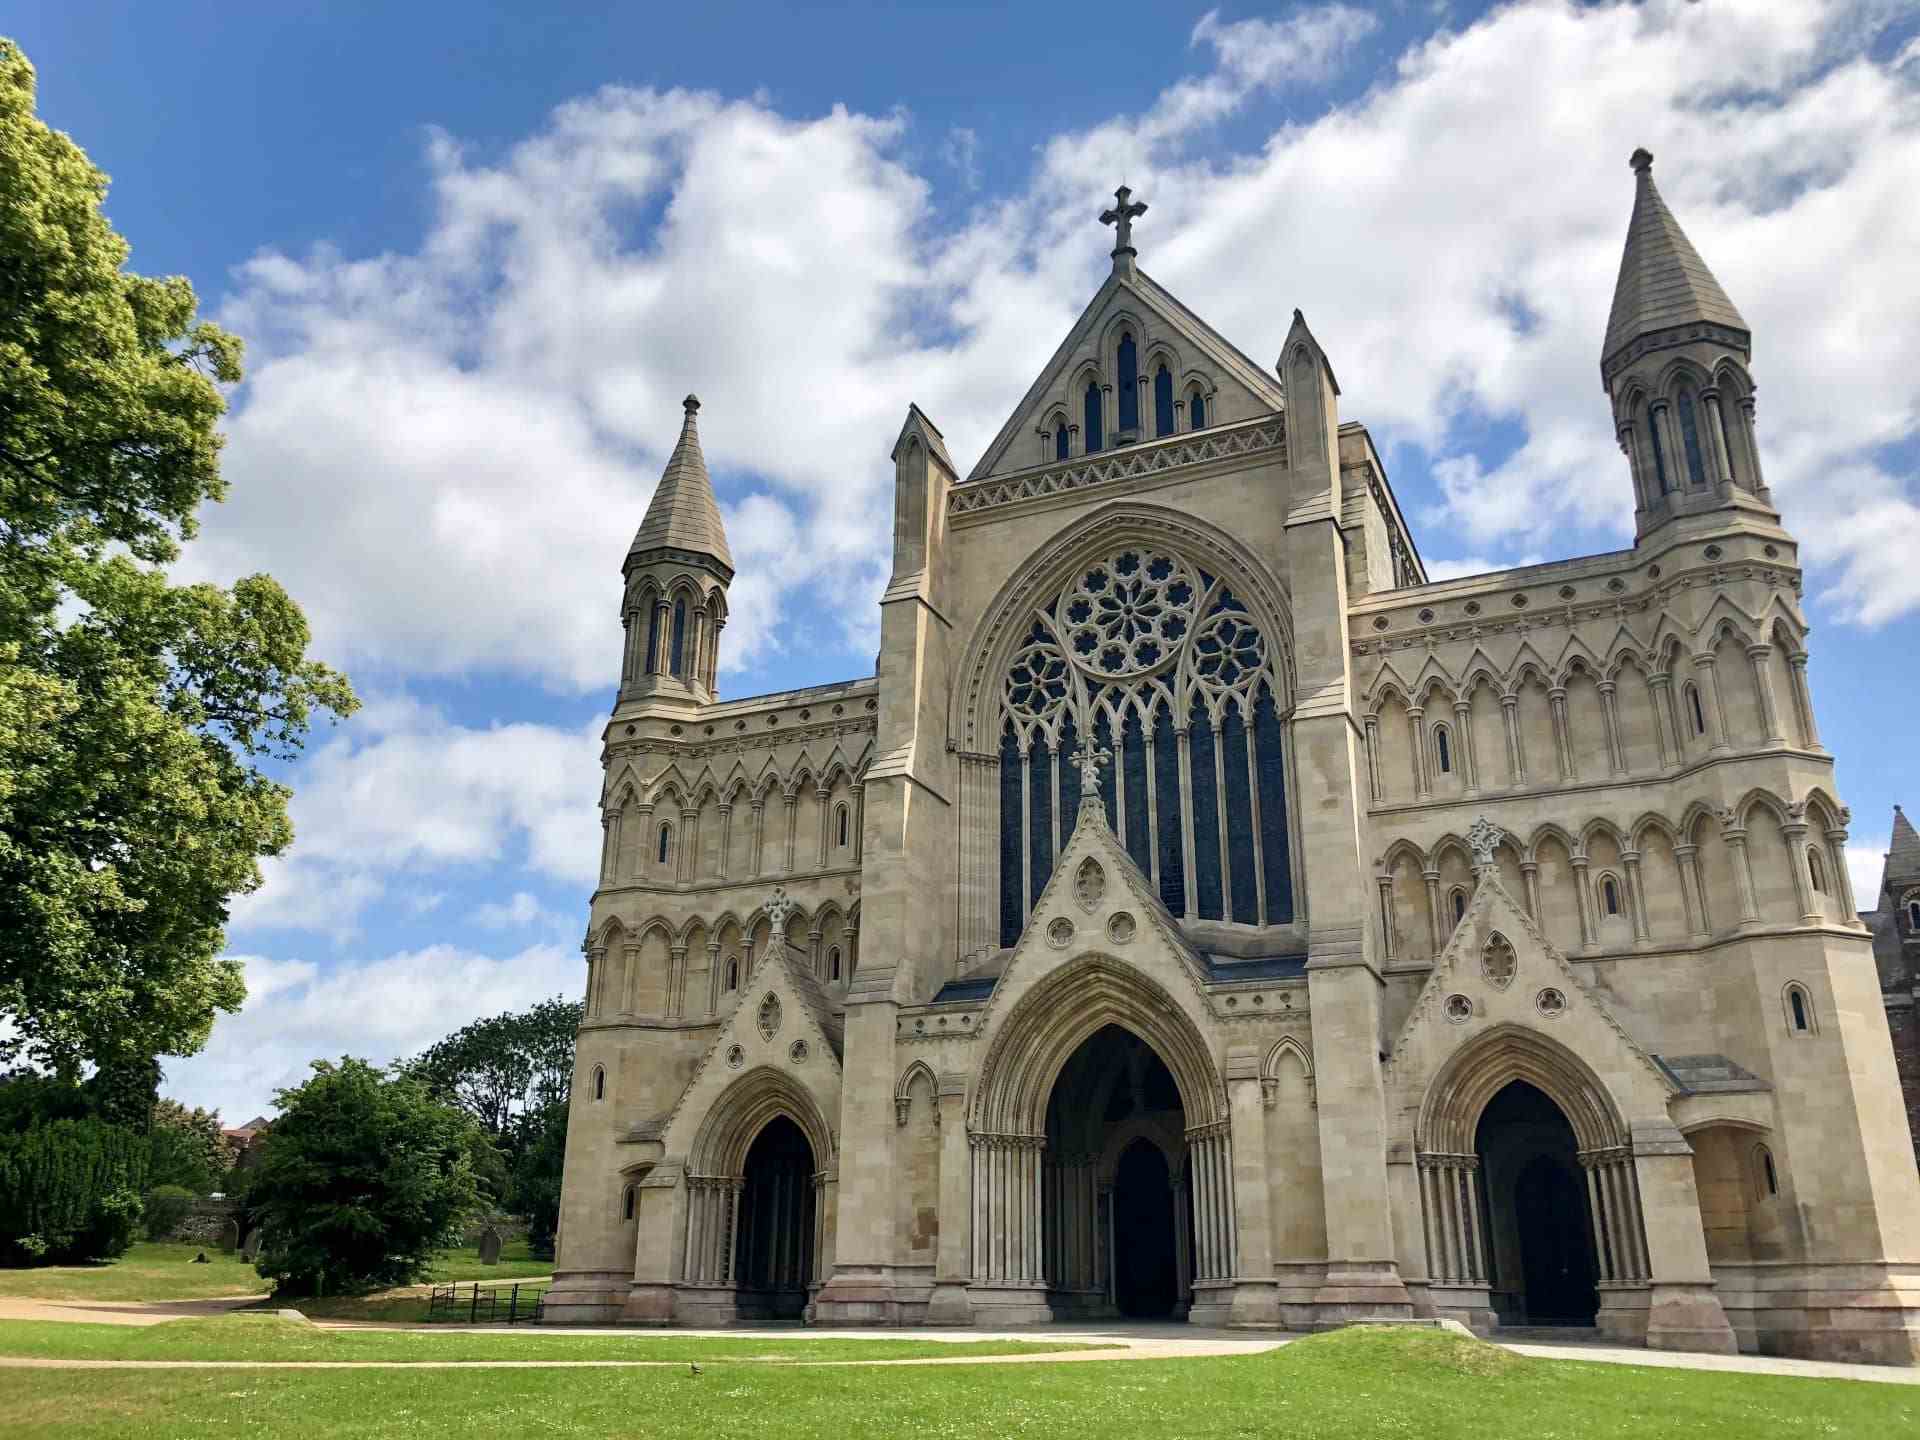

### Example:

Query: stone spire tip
xmin=683 ymin=393 xmax=700 ymax=414
xmin=1630 ymin=147 xmax=1654 ymax=175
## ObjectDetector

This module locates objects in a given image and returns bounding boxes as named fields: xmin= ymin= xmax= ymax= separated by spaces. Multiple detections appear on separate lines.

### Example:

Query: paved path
xmin=0 ymin=1296 xmax=266 ymax=1327
xmin=0 ymin=1306 xmax=1913 ymax=1385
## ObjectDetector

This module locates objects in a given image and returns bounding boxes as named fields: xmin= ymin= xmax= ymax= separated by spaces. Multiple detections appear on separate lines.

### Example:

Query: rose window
xmin=1060 ymin=550 xmax=1198 ymax=678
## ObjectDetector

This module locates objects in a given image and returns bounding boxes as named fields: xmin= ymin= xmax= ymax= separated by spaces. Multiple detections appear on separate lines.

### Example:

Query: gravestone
xmin=477 ymin=1225 xmax=503 ymax=1265
xmin=240 ymin=1228 xmax=262 ymax=1262
xmin=220 ymin=1219 xmax=241 ymax=1253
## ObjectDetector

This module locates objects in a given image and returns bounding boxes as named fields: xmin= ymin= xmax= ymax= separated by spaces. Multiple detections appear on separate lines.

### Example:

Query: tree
xmin=147 ymin=1097 xmax=233 ymax=1193
xmin=0 ymin=38 xmax=357 ymax=1075
xmin=244 ymin=1058 xmax=481 ymax=1296
xmin=406 ymin=997 xmax=580 ymax=1146
xmin=508 ymin=1098 xmax=568 ymax=1258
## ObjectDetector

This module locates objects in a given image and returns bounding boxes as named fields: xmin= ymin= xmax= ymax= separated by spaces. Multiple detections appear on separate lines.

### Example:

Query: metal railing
xmin=427 ymin=1279 xmax=548 ymax=1324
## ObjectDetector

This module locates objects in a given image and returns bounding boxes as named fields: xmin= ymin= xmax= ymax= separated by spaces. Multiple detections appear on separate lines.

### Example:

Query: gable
xmin=1385 ymin=861 xmax=1676 ymax=1139
xmin=967 ymin=268 xmax=1286 ymax=482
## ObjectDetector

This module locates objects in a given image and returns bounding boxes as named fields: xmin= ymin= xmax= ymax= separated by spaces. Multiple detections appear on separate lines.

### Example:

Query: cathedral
xmin=544 ymin=153 xmax=1920 ymax=1364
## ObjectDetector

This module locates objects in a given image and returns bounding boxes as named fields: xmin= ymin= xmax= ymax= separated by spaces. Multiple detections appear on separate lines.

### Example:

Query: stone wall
xmin=146 ymin=1195 xmax=239 ymax=1245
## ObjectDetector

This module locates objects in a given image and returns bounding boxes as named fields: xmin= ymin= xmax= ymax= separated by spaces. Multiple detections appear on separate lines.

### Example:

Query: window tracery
xmin=997 ymin=544 xmax=1292 ymax=944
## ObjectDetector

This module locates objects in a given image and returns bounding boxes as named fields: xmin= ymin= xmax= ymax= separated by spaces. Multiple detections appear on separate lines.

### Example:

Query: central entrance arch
xmin=966 ymin=955 xmax=1237 ymax=1324
xmin=1476 ymin=1081 xmax=1598 ymax=1325
xmin=736 ymin=1115 xmax=816 ymax=1319
xmin=1043 ymin=1024 xmax=1188 ymax=1319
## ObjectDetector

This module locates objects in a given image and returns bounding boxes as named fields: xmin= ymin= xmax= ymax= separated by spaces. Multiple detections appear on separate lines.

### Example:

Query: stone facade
xmin=1867 ymin=806 xmax=1920 ymax=1166
xmin=544 ymin=155 xmax=1920 ymax=1364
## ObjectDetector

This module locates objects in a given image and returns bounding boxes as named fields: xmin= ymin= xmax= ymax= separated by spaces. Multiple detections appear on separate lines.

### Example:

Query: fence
xmin=427 ymin=1279 xmax=548 ymax=1325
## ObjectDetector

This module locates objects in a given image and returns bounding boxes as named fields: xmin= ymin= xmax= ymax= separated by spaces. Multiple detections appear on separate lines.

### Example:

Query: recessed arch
xmin=970 ymin=954 xmax=1225 ymax=1133
xmin=1417 ymin=1023 xmax=1629 ymax=1155
xmin=688 ymin=1065 xmax=836 ymax=1178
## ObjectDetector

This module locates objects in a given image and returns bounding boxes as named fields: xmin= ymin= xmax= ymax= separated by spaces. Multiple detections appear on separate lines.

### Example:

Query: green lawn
xmin=0 ymin=1329 xmax=1911 ymax=1439
xmin=0 ymin=1244 xmax=263 ymax=1302
xmin=0 ymin=1240 xmax=545 ymax=1306
xmin=0 ymin=1313 xmax=1102 ymax=1364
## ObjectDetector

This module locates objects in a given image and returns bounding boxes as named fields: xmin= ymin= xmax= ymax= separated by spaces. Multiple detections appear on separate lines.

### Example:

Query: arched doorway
xmin=1043 ymin=1024 xmax=1188 ymax=1320
xmin=1476 ymin=1081 xmax=1598 ymax=1325
xmin=735 ymin=1115 xmax=815 ymax=1320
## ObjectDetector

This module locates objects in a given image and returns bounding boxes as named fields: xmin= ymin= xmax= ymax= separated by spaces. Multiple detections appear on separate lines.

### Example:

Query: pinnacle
xmin=1890 ymin=804 xmax=1920 ymax=876
xmin=1602 ymin=148 xmax=1749 ymax=370
xmin=629 ymin=394 xmax=732 ymax=572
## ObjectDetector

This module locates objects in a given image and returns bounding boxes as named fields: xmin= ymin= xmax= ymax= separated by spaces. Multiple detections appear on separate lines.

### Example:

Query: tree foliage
xmin=509 ymin=1098 xmax=568 ymax=1259
xmin=406 ymin=997 xmax=580 ymax=1145
xmin=147 ymin=1097 xmax=233 ymax=1193
xmin=244 ymin=1058 xmax=481 ymax=1296
xmin=0 ymin=1115 xmax=147 ymax=1264
xmin=0 ymin=38 xmax=357 ymax=1074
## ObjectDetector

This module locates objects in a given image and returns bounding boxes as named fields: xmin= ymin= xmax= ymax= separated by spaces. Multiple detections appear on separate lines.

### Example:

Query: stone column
xmin=1674 ymin=844 xmax=1708 ymax=937
xmin=1374 ymin=870 xmax=1397 ymax=965
xmin=1598 ymin=681 xmax=1626 ymax=774
xmin=1723 ymin=819 xmax=1761 ymax=926
xmin=679 ymin=806 xmax=698 ymax=885
xmin=584 ymin=945 xmax=605 ymax=1019
xmin=667 ymin=945 xmax=687 ymax=1018
xmin=1788 ymin=654 xmax=1821 ymax=749
xmin=1737 ymin=395 xmax=1765 ymax=491
xmin=1362 ymin=713 xmax=1383 ymax=802
xmin=1747 ymin=645 xmax=1786 ymax=746
xmin=849 ymin=784 xmax=864 ymax=862
xmin=1693 ymin=654 xmax=1730 ymax=752
xmin=1500 ymin=694 xmax=1524 ymax=785
xmin=1407 ymin=706 xmax=1429 ymax=798
xmin=704 ymin=942 xmax=721 ymax=1016
xmin=782 ymin=793 xmax=798 ymax=873
xmin=1520 ymin=862 xmax=1542 ymax=922
xmin=815 ymin=784 xmax=831 ymax=867
xmin=1548 ymin=686 xmax=1575 ymax=780
xmin=1631 ymin=1125 xmax=1736 ymax=1354
xmin=749 ymin=799 xmax=766 ymax=875
xmin=1827 ymin=823 xmax=1860 ymax=923
xmin=1570 ymin=854 xmax=1595 ymax=951
xmin=1223 ymin=1055 xmax=1276 ymax=1325
xmin=599 ymin=807 xmax=619 ymax=884
xmin=1453 ymin=700 xmax=1478 ymax=791
xmin=1783 ymin=814 xmax=1819 ymax=923
xmin=1422 ymin=868 xmax=1444 ymax=954
xmin=716 ymin=803 xmax=733 ymax=878
xmin=1701 ymin=389 xmax=1734 ymax=487
xmin=1621 ymin=850 xmax=1651 ymax=943
xmin=1646 ymin=673 xmax=1677 ymax=769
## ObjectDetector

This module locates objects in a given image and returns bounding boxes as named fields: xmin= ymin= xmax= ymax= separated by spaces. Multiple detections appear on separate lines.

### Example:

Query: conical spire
xmin=1889 ymin=805 xmax=1920 ymax=879
xmin=629 ymin=395 xmax=732 ymax=573
xmin=1602 ymin=149 xmax=1749 ymax=371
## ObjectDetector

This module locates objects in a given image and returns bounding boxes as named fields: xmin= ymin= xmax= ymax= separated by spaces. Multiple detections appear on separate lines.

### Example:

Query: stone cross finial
xmin=1075 ymin=742 xmax=1113 ymax=797
xmin=1467 ymin=816 xmax=1505 ymax=869
xmin=1099 ymin=185 xmax=1148 ymax=256
xmin=764 ymin=885 xmax=797 ymax=937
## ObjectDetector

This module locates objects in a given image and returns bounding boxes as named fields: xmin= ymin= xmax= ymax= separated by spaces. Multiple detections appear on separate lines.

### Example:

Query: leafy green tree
xmin=0 ymin=38 xmax=357 ymax=1075
xmin=245 ymin=1058 xmax=481 ymax=1296
xmin=508 ymin=1097 xmax=568 ymax=1259
xmin=147 ymin=1097 xmax=233 ymax=1193
xmin=0 ymin=1114 xmax=147 ymax=1264
xmin=406 ymin=997 xmax=581 ymax=1144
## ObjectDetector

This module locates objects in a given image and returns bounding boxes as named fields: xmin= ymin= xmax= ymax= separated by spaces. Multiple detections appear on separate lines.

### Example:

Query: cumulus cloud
xmin=1848 ymin=835 xmax=1890 ymax=915
xmin=164 ymin=946 xmax=580 ymax=1122
xmin=181 ymin=0 xmax=1920 ymax=711
xmin=227 ymin=697 xmax=603 ymax=940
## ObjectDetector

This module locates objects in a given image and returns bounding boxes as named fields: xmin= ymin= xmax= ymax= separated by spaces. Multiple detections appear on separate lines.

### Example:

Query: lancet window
xmin=1154 ymin=365 xmax=1175 ymax=437
xmin=1117 ymin=333 xmax=1139 ymax=434
xmin=996 ymin=546 xmax=1293 ymax=945
xmin=1084 ymin=381 xmax=1104 ymax=454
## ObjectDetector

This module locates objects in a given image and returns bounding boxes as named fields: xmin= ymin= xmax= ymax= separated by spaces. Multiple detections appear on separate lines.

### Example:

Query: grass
xmin=0 ymin=1327 xmax=1913 ymax=1438
xmin=0 ymin=1313 xmax=1104 ymax=1364
xmin=0 ymin=1239 xmax=546 ymax=1306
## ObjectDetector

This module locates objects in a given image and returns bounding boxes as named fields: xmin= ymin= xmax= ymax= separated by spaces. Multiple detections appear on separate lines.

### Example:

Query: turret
xmin=1602 ymin=149 xmax=1775 ymax=539
xmin=618 ymin=395 xmax=732 ymax=705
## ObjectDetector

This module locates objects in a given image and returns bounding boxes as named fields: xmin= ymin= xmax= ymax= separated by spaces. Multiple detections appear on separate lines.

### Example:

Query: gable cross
xmin=1074 ymin=742 xmax=1113 ymax=797
xmin=1099 ymin=185 xmax=1149 ymax=256
xmin=764 ymin=885 xmax=797 ymax=937
xmin=1466 ymin=816 xmax=1505 ymax=870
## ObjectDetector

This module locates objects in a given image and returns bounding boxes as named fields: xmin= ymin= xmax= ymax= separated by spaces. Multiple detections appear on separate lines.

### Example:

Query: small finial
xmin=764 ymin=885 xmax=796 ymax=934
xmin=1099 ymin=184 xmax=1149 ymax=261
xmin=1629 ymin=147 xmax=1654 ymax=175
xmin=683 ymin=394 xmax=701 ymax=414
xmin=1467 ymin=816 xmax=1505 ymax=869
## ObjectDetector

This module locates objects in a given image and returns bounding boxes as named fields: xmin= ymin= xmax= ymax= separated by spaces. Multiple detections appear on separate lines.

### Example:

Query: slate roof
xmin=1602 ymin=149 xmax=1749 ymax=367
xmin=629 ymin=395 xmax=732 ymax=570
xmin=1652 ymin=1053 xmax=1770 ymax=1096
xmin=1888 ymin=805 xmax=1920 ymax=883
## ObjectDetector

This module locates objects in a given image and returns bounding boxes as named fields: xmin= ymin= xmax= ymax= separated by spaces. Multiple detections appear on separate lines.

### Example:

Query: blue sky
xmin=11 ymin=1 xmax=1919 ymax=1120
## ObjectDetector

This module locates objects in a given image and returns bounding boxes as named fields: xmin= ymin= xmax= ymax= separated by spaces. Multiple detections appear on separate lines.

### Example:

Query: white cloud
xmin=942 ymin=126 xmax=981 ymax=191
xmin=226 ymin=698 xmax=603 ymax=940
xmin=181 ymin=0 xmax=1920 ymax=724
xmin=475 ymin=890 xmax=569 ymax=932
xmin=1848 ymin=835 xmax=1889 ymax=914
xmin=164 ymin=945 xmax=580 ymax=1123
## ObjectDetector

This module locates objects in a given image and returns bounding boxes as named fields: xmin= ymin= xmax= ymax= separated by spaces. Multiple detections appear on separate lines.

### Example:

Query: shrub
xmin=0 ymin=1117 xmax=149 ymax=1264
xmin=145 ymin=1184 xmax=196 ymax=1240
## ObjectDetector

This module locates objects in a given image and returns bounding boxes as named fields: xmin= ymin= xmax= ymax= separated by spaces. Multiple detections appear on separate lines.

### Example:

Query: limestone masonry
xmin=543 ymin=153 xmax=1920 ymax=1364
